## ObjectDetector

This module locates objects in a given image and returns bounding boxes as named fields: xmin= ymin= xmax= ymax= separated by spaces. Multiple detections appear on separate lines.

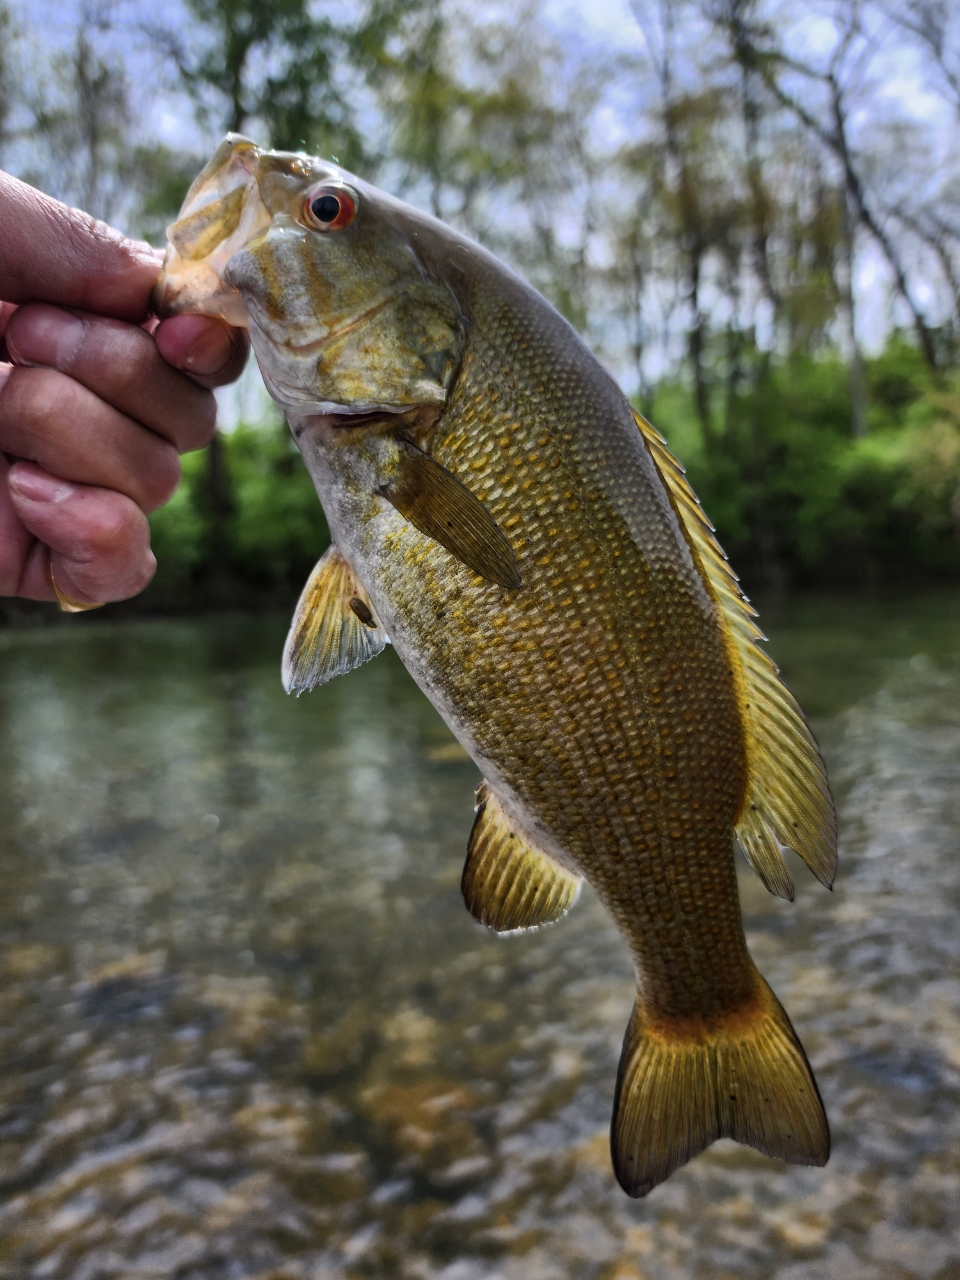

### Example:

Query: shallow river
xmin=1 ymin=593 xmax=959 ymax=1279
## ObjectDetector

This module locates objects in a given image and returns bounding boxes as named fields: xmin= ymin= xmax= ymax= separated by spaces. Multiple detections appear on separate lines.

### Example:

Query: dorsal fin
xmin=634 ymin=410 xmax=836 ymax=900
xmin=463 ymin=782 xmax=581 ymax=931
xmin=282 ymin=545 xmax=387 ymax=695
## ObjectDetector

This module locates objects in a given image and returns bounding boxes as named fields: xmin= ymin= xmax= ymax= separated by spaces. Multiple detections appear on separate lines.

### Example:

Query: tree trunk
xmin=204 ymin=430 xmax=235 ymax=602
xmin=840 ymin=194 xmax=868 ymax=438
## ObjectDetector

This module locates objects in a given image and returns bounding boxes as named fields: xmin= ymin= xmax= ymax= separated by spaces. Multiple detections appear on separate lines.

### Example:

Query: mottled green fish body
xmin=156 ymin=137 xmax=836 ymax=1196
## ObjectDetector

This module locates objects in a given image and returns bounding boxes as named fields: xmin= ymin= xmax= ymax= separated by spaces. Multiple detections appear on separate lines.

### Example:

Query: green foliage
xmin=137 ymin=337 xmax=960 ymax=612
xmin=8 ymin=0 xmax=958 ymax=606
xmin=652 ymin=343 xmax=960 ymax=591
xmin=152 ymin=0 xmax=426 ymax=172
xmin=147 ymin=423 xmax=328 ymax=606
xmin=226 ymin=422 xmax=330 ymax=582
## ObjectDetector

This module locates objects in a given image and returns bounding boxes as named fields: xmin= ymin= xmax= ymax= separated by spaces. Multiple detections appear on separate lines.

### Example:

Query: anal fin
xmin=282 ymin=545 xmax=387 ymax=695
xmin=462 ymin=782 xmax=581 ymax=931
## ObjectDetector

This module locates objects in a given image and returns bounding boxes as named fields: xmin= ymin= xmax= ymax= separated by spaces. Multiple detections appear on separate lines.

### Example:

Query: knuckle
xmin=11 ymin=367 xmax=78 ymax=430
xmin=70 ymin=506 xmax=132 ymax=562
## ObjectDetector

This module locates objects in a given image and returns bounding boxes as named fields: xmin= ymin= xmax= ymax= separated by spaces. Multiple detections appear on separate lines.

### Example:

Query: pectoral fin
xmin=462 ymin=782 xmax=581 ymax=931
xmin=282 ymin=545 xmax=387 ymax=695
xmin=378 ymin=439 xmax=522 ymax=590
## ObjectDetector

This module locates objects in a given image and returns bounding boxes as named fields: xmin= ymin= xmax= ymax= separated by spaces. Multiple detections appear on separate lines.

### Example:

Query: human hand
xmin=0 ymin=170 xmax=249 ymax=607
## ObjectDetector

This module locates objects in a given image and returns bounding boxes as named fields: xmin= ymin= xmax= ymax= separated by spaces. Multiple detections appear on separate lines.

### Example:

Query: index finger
xmin=0 ymin=169 xmax=158 ymax=320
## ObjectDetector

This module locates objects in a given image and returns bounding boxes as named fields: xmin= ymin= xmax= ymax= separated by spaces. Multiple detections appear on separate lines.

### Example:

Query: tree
xmin=884 ymin=0 xmax=960 ymax=117
xmin=145 ymin=0 xmax=405 ymax=166
xmin=725 ymin=1 xmax=940 ymax=374
xmin=23 ymin=5 xmax=134 ymax=224
xmin=146 ymin=0 xmax=386 ymax=596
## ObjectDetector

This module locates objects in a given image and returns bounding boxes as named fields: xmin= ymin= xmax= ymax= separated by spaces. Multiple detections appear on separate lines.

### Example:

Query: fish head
xmin=154 ymin=135 xmax=467 ymax=427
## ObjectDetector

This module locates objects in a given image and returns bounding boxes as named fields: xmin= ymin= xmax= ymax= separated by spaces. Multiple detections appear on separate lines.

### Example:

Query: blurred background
xmin=2 ymin=4 xmax=960 ymax=1279
xmin=3 ymin=0 xmax=960 ymax=609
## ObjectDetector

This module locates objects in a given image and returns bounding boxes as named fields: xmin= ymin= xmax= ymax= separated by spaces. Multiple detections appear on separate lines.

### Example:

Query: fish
xmin=154 ymin=134 xmax=837 ymax=1196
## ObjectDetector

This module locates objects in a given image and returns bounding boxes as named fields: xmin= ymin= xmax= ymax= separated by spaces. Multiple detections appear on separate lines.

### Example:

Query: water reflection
xmin=0 ymin=597 xmax=959 ymax=1278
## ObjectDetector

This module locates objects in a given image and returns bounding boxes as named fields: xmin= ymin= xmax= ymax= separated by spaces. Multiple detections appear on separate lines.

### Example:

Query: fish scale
xmin=155 ymin=135 xmax=835 ymax=1196
xmin=410 ymin=276 xmax=752 ymax=1016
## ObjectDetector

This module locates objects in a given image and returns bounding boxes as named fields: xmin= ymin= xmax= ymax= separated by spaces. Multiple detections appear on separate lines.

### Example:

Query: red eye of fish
xmin=303 ymin=185 xmax=357 ymax=232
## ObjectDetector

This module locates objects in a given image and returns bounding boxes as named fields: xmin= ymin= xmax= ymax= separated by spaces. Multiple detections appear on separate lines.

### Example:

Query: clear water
xmin=0 ymin=594 xmax=959 ymax=1279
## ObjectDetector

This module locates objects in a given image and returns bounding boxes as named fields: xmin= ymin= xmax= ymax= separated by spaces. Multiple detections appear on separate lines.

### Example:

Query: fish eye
xmin=303 ymin=184 xmax=357 ymax=232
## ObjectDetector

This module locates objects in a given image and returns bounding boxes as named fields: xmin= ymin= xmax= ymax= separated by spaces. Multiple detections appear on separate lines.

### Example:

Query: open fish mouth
xmin=150 ymin=142 xmax=265 ymax=325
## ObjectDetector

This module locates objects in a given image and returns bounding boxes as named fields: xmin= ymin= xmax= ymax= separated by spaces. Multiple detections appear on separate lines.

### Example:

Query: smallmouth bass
xmin=156 ymin=136 xmax=836 ymax=1196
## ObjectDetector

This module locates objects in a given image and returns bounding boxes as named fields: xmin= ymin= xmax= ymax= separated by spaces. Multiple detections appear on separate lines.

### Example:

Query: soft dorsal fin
xmin=282 ymin=545 xmax=387 ymax=695
xmin=463 ymin=782 xmax=581 ymax=931
xmin=634 ymin=410 xmax=836 ymax=900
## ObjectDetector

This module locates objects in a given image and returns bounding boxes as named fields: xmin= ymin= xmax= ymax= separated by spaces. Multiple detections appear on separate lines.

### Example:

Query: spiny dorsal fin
xmin=633 ymin=410 xmax=836 ymax=900
xmin=463 ymin=782 xmax=581 ymax=931
xmin=282 ymin=545 xmax=387 ymax=695
xmin=378 ymin=438 xmax=522 ymax=590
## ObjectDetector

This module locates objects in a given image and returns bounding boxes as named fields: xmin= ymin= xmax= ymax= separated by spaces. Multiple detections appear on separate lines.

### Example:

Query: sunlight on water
xmin=0 ymin=595 xmax=959 ymax=1278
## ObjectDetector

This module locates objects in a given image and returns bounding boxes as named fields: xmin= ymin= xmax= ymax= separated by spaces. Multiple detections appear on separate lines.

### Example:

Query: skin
xmin=0 ymin=169 xmax=248 ymax=605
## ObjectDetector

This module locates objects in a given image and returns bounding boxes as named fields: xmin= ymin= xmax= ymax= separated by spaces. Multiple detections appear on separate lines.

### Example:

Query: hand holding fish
xmin=0 ymin=169 xmax=248 ymax=607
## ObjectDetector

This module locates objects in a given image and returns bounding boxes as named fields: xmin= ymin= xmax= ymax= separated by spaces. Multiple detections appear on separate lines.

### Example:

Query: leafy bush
xmin=146 ymin=422 xmax=329 ymax=608
xmin=652 ymin=343 xmax=960 ymax=591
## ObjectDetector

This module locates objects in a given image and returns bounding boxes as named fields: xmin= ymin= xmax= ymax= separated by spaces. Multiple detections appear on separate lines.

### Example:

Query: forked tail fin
xmin=611 ymin=979 xmax=829 ymax=1197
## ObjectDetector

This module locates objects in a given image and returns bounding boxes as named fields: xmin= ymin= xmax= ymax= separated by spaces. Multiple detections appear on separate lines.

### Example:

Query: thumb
xmin=0 ymin=170 xmax=160 ymax=322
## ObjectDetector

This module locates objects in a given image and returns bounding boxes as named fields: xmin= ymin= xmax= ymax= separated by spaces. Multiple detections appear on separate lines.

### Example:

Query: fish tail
xmin=610 ymin=977 xmax=829 ymax=1197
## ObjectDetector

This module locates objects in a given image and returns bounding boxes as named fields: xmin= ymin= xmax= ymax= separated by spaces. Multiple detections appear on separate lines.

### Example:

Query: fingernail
xmin=6 ymin=305 xmax=85 ymax=370
xmin=9 ymin=465 xmax=77 ymax=504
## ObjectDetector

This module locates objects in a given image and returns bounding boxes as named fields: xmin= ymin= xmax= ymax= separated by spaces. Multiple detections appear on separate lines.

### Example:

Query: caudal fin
xmin=611 ymin=979 xmax=829 ymax=1197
